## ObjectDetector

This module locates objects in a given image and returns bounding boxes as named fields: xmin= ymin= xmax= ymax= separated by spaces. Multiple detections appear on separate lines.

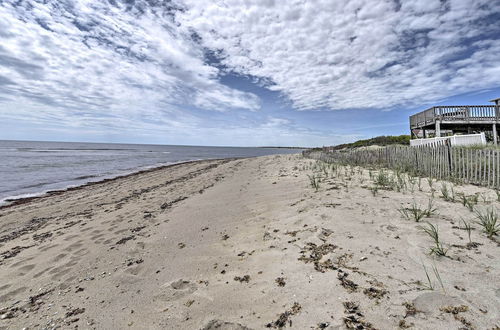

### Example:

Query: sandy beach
xmin=0 ymin=154 xmax=499 ymax=329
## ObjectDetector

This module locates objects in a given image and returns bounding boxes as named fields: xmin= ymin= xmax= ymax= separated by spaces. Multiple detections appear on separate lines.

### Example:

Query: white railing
xmin=410 ymin=133 xmax=486 ymax=147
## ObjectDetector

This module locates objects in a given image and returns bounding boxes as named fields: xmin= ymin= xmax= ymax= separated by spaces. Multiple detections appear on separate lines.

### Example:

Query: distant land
xmin=260 ymin=146 xmax=309 ymax=149
xmin=324 ymin=135 xmax=410 ymax=150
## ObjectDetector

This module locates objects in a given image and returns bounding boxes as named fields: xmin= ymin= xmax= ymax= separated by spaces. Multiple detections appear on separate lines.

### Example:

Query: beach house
xmin=410 ymin=98 xmax=500 ymax=144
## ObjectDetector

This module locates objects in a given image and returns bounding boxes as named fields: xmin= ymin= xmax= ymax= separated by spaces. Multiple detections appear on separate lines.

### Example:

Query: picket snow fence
xmin=306 ymin=144 xmax=500 ymax=189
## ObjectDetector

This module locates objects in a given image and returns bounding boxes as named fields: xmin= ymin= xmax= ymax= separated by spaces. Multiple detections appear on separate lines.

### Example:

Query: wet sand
xmin=0 ymin=154 xmax=499 ymax=329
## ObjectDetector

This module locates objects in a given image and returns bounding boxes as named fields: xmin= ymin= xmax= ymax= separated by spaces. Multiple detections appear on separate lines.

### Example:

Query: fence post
xmin=414 ymin=147 xmax=419 ymax=175
xmin=445 ymin=140 xmax=452 ymax=178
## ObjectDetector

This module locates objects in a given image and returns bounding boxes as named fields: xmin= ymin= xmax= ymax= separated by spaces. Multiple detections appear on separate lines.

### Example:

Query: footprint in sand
xmin=52 ymin=253 xmax=67 ymax=262
xmin=108 ymin=226 xmax=118 ymax=232
xmin=0 ymin=286 xmax=27 ymax=303
xmin=201 ymin=320 xmax=251 ymax=330
xmin=63 ymin=234 xmax=80 ymax=241
xmin=39 ymin=243 xmax=59 ymax=252
xmin=9 ymin=258 xmax=33 ymax=268
xmin=124 ymin=263 xmax=145 ymax=276
xmin=113 ymin=228 xmax=129 ymax=235
xmin=154 ymin=279 xmax=198 ymax=302
xmin=378 ymin=224 xmax=401 ymax=238
xmin=72 ymin=247 xmax=88 ymax=257
xmin=49 ymin=266 xmax=72 ymax=280
xmin=0 ymin=284 xmax=11 ymax=292
xmin=170 ymin=279 xmax=197 ymax=291
xmin=33 ymin=267 xmax=53 ymax=278
xmin=91 ymin=232 xmax=105 ymax=240
xmin=413 ymin=291 xmax=466 ymax=314
xmin=15 ymin=263 xmax=36 ymax=276
xmin=65 ymin=240 xmax=84 ymax=252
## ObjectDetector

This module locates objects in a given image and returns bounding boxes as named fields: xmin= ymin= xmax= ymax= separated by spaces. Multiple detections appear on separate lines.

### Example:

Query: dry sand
xmin=0 ymin=154 xmax=499 ymax=329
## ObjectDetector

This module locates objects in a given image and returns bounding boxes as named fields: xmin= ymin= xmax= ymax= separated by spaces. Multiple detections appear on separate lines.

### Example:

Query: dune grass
xmin=419 ymin=222 xmax=448 ymax=257
xmin=307 ymin=174 xmax=321 ymax=192
xmin=475 ymin=207 xmax=500 ymax=238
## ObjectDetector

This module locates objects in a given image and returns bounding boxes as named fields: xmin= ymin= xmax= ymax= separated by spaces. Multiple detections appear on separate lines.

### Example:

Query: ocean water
xmin=0 ymin=140 xmax=301 ymax=205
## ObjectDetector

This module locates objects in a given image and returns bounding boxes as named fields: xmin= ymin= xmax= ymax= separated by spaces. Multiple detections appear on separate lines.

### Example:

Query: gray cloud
xmin=177 ymin=0 xmax=500 ymax=110
xmin=1 ymin=0 xmax=499 ymax=146
xmin=0 ymin=0 xmax=260 ymax=119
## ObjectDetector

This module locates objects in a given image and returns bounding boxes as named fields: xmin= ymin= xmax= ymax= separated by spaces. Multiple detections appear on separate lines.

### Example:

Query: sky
xmin=0 ymin=0 xmax=499 ymax=147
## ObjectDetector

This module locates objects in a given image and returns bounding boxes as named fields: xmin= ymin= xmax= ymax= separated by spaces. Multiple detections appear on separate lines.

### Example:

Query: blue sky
xmin=0 ymin=0 xmax=499 ymax=147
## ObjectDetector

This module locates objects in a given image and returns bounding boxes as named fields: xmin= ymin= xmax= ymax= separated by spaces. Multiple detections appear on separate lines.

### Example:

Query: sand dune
xmin=0 ymin=155 xmax=499 ymax=329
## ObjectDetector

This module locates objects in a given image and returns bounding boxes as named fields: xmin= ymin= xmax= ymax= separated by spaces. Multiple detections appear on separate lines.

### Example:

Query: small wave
xmin=0 ymin=191 xmax=50 ymax=207
xmin=15 ymin=148 xmax=139 ymax=153
xmin=0 ymin=161 xmax=179 ymax=207
xmin=18 ymin=181 xmax=57 ymax=190
xmin=0 ymin=158 xmax=225 ymax=208
xmin=72 ymin=175 xmax=100 ymax=180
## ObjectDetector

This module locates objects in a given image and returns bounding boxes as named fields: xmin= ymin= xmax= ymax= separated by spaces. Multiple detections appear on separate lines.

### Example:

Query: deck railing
xmin=409 ymin=133 xmax=486 ymax=147
xmin=410 ymin=105 xmax=498 ymax=128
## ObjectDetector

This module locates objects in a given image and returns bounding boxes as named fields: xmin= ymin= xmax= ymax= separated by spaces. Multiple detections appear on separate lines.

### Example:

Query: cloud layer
xmin=0 ymin=0 xmax=499 ymax=146
xmin=0 ymin=0 xmax=260 ymax=118
xmin=178 ymin=0 xmax=500 ymax=110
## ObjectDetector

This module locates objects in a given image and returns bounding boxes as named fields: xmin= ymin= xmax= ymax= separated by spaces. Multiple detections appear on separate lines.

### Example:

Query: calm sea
xmin=0 ymin=140 xmax=301 ymax=206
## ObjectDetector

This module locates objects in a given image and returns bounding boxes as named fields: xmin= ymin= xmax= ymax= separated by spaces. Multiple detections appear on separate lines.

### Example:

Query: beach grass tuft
xmin=419 ymin=222 xmax=448 ymax=257
xmin=398 ymin=200 xmax=427 ymax=222
xmin=461 ymin=219 xmax=473 ymax=244
xmin=440 ymin=183 xmax=455 ymax=202
xmin=375 ymin=170 xmax=392 ymax=189
xmin=421 ymin=263 xmax=444 ymax=292
xmin=425 ymin=197 xmax=438 ymax=218
xmin=307 ymin=174 xmax=321 ymax=192
xmin=475 ymin=207 xmax=500 ymax=238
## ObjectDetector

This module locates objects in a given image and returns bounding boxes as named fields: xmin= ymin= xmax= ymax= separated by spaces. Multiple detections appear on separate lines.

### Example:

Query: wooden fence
xmin=304 ymin=145 xmax=500 ymax=189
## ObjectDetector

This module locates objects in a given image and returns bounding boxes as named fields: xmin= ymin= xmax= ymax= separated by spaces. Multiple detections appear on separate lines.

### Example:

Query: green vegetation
xmin=398 ymin=201 xmax=427 ymax=222
xmin=475 ymin=207 xmax=500 ymax=238
xmin=460 ymin=194 xmax=476 ymax=211
xmin=374 ymin=170 xmax=392 ymax=189
xmin=327 ymin=135 xmax=410 ymax=151
xmin=426 ymin=177 xmax=435 ymax=191
xmin=421 ymin=263 xmax=435 ymax=290
xmin=440 ymin=183 xmax=456 ymax=202
xmin=399 ymin=198 xmax=437 ymax=222
xmin=307 ymin=174 xmax=321 ymax=192
xmin=420 ymin=222 xmax=448 ymax=257
xmin=425 ymin=197 xmax=438 ymax=217
xmin=461 ymin=219 xmax=473 ymax=244
xmin=421 ymin=263 xmax=445 ymax=292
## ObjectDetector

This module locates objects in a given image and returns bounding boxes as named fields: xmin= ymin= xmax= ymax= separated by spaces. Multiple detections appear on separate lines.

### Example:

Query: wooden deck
xmin=410 ymin=105 xmax=499 ymax=129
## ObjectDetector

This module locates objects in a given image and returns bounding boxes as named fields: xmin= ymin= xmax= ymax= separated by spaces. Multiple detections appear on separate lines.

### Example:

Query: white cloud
xmin=177 ymin=0 xmax=500 ymax=110
xmin=2 ymin=0 xmax=499 ymax=116
xmin=0 ymin=0 xmax=260 ymax=117
xmin=1 ymin=0 xmax=499 ymax=146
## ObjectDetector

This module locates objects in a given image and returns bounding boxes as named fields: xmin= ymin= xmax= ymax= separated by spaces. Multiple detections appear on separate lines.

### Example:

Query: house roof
xmin=490 ymin=97 xmax=500 ymax=103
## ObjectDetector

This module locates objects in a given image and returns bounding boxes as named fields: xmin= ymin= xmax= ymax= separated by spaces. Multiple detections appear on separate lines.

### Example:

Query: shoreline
xmin=0 ymin=157 xmax=239 ymax=211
